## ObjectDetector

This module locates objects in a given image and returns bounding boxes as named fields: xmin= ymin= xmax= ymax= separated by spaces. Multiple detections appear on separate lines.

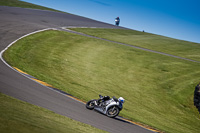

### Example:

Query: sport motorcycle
xmin=86 ymin=95 xmax=125 ymax=118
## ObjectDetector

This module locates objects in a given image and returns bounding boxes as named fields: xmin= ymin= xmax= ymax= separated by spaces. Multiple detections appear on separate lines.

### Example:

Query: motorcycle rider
xmin=118 ymin=97 xmax=125 ymax=104
xmin=100 ymin=95 xmax=124 ymax=103
xmin=118 ymin=97 xmax=125 ymax=109
xmin=115 ymin=17 xmax=120 ymax=26
xmin=100 ymin=95 xmax=125 ymax=106
xmin=86 ymin=95 xmax=125 ymax=117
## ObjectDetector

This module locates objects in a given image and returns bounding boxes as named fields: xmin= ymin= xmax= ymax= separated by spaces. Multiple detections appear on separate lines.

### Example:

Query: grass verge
xmin=70 ymin=28 xmax=200 ymax=62
xmin=0 ymin=93 xmax=107 ymax=133
xmin=3 ymin=29 xmax=200 ymax=133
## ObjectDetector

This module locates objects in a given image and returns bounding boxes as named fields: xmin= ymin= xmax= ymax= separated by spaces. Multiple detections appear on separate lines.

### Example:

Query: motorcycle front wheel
xmin=106 ymin=106 xmax=119 ymax=118
xmin=86 ymin=100 xmax=96 ymax=110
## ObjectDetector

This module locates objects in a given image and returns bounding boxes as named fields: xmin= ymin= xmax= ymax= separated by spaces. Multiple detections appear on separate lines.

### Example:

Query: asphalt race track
xmin=0 ymin=6 xmax=154 ymax=133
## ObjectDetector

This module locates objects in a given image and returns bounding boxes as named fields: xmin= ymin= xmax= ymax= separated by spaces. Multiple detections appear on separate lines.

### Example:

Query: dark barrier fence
xmin=194 ymin=83 xmax=200 ymax=113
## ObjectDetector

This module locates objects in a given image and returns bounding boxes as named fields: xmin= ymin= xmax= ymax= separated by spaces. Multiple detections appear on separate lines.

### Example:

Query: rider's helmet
xmin=118 ymin=97 xmax=125 ymax=103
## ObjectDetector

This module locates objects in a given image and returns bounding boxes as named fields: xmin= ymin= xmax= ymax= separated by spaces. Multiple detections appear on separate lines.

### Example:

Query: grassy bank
xmin=0 ymin=93 xmax=106 ymax=133
xmin=70 ymin=28 xmax=200 ymax=62
xmin=3 ymin=29 xmax=200 ymax=132
xmin=0 ymin=0 xmax=64 ymax=13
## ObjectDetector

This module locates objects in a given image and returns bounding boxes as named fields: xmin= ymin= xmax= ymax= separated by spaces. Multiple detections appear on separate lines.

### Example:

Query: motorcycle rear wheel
xmin=86 ymin=100 xmax=96 ymax=110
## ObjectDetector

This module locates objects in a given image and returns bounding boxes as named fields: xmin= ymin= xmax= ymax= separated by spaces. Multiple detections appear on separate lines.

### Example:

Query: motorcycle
xmin=86 ymin=95 xmax=124 ymax=118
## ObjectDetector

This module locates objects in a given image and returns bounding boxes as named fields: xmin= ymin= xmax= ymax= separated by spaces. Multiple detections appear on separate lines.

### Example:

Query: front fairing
xmin=94 ymin=98 xmax=123 ymax=114
xmin=105 ymin=99 xmax=119 ymax=111
xmin=94 ymin=105 xmax=106 ymax=114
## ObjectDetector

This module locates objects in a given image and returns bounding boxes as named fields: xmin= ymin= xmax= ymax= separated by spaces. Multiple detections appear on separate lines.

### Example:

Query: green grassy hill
xmin=3 ymin=29 xmax=200 ymax=133
xmin=71 ymin=28 xmax=200 ymax=61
